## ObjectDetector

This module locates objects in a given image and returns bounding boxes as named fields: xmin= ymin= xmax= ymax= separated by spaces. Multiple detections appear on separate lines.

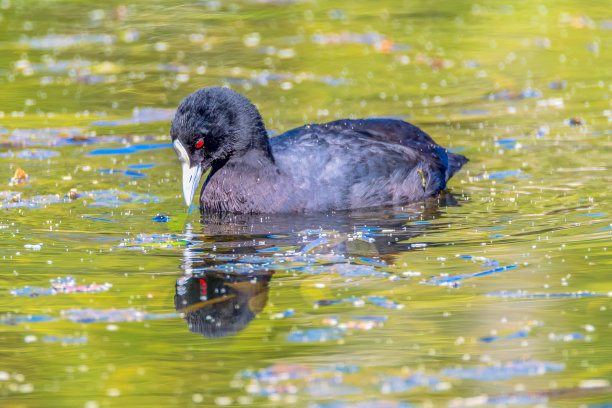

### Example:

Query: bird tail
xmin=445 ymin=152 xmax=468 ymax=182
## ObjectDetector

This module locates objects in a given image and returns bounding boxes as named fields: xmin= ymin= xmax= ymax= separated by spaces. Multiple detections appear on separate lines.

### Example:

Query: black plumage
xmin=171 ymin=87 xmax=468 ymax=214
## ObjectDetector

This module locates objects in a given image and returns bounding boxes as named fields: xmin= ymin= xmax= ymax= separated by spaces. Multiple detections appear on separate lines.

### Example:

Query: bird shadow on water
xmin=174 ymin=192 xmax=465 ymax=338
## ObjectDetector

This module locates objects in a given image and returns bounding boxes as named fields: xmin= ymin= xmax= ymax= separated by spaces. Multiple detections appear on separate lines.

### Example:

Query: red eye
xmin=195 ymin=140 xmax=204 ymax=149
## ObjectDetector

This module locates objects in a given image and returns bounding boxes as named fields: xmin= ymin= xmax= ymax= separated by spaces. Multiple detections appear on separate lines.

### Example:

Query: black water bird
xmin=171 ymin=87 xmax=468 ymax=213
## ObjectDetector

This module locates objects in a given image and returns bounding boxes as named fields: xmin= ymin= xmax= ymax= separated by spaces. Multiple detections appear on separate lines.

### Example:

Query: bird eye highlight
xmin=195 ymin=140 xmax=204 ymax=149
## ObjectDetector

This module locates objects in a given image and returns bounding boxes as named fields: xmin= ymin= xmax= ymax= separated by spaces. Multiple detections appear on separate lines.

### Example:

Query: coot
xmin=171 ymin=87 xmax=468 ymax=213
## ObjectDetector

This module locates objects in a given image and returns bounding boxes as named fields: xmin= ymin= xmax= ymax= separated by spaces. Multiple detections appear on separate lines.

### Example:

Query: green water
xmin=1 ymin=1 xmax=611 ymax=407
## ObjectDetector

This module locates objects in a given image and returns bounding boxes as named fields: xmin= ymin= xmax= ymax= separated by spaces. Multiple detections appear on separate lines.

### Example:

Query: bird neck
xmin=241 ymin=119 xmax=275 ymax=164
xmin=218 ymin=107 xmax=276 ymax=169
xmin=210 ymin=127 xmax=276 ymax=176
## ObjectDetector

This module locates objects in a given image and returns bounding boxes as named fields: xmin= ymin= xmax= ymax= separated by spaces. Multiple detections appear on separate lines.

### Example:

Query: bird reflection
xmin=174 ymin=192 xmax=466 ymax=338
xmin=175 ymin=270 xmax=273 ymax=338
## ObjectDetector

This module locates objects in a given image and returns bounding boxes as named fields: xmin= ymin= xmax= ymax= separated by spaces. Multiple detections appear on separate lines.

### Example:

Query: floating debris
xmin=548 ymin=80 xmax=567 ymax=90
xmin=91 ymin=107 xmax=175 ymax=126
xmin=2 ymin=314 xmax=56 ymax=325
xmin=151 ymin=214 xmax=170 ymax=222
xmin=117 ymin=234 xmax=185 ymax=249
xmin=483 ymin=88 xmax=542 ymax=101
xmin=80 ymin=190 xmax=163 ymax=207
xmin=460 ymin=109 xmax=491 ymax=116
xmin=270 ymin=309 xmax=295 ymax=319
xmin=567 ymin=117 xmax=584 ymax=126
xmin=536 ymin=97 xmax=564 ymax=108
xmin=366 ymin=296 xmax=404 ymax=309
xmin=478 ymin=259 xmax=500 ymax=267
xmin=353 ymin=316 xmax=388 ymax=322
xmin=322 ymin=315 xmax=386 ymax=330
xmin=300 ymin=264 xmax=387 ymax=278
xmin=0 ymin=192 xmax=64 ymax=209
xmin=579 ymin=379 xmax=610 ymax=389
xmin=41 ymin=336 xmax=88 ymax=344
xmin=61 ymin=308 xmax=178 ymax=323
xmin=1 ymin=188 xmax=163 ymax=209
xmin=8 ymin=168 xmax=29 ymax=186
xmin=10 ymin=276 xmax=112 ymax=297
xmin=448 ymin=393 xmax=547 ymax=407
xmin=20 ymin=34 xmax=116 ymax=49
xmin=308 ymin=401 xmax=415 ymax=408
xmin=311 ymin=31 xmax=410 ymax=53
xmin=156 ymin=63 xmax=189 ymax=73
xmin=197 ymin=251 xmax=353 ymax=274
xmin=305 ymin=378 xmax=361 ymax=397
xmin=494 ymin=139 xmax=518 ymax=149
xmin=380 ymin=373 xmax=439 ymax=394
xmin=479 ymin=330 xmax=528 ymax=343
xmin=17 ymin=149 xmax=60 ymax=159
xmin=242 ymin=364 xmax=312 ymax=382
xmin=315 ymin=296 xmax=403 ymax=309
xmin=242 ymin=363 xmax=358 ymax=389
xmin=225 ymin=70 xmax=348 ymax=88
xmin=66 ymin=188 xmax=80 ymax=200
xmin=236 ymin=255 xmax=273 ymax=264
xmin=286 ymin=327 xmax=345 ymax=342
xmin=416 ymin=54 xmax=455 ymax=70
xmin=0 ymin=149 xmax=60 ymax=160
xmin=442 ymin=359 xmax=564 ymax=381
xmin=75 ymin=74 xmax=112 ymax=84
xmin=200 ymin=262 xmax=261 ymax=274
xmin=96 ymin=169 xmax=147 ymax=179
xmin=560 ymin=13 xmax=595 ymax=29
xmin=487 ymin=170 xmax=530 ymax=179
xmin=462 ymin=60 xmax=481 ymax=69
xmin=3 ymin=128 xmax=114 ymax=147
xmin=548 ymin=332 xmax=587 ymax=342
xmin=486 ymin=291 xmax=610 ymax=299
xmin=10 ymin=287 xmax=56 ymax=297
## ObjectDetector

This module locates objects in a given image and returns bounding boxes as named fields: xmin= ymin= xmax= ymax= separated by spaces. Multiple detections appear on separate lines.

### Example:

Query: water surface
xmin=1 ymin=1 xmax=611 ymax=407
